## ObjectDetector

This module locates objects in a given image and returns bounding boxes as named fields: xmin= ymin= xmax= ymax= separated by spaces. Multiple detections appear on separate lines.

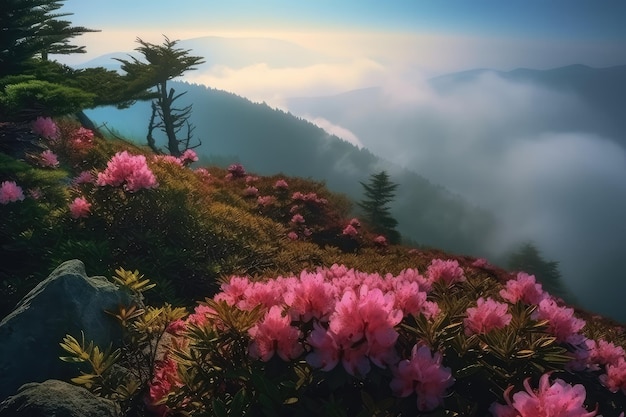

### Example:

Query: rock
xmin=0 ymin=260 xmax=133 ymax=400
xmin=0 ymin=379 xmax=120 ymax=417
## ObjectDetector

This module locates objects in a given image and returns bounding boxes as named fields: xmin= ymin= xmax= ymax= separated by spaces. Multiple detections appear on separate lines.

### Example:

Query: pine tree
xmin=0 ymin=0 xmax=98 ymax=77
xmin=115 ymin=36 xmax=205 ymax=156
xmin=358 ymin=171 xmax=401 ymax=244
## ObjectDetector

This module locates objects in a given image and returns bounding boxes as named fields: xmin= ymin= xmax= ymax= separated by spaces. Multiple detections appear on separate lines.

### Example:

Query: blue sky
xmin=61 ymin=0 xmax=626 ymax=39
xmin=57 ymin=0 xmax=626 ymax=101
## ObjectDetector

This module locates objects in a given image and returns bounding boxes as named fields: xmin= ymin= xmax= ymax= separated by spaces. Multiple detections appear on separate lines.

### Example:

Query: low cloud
xmin=285 ymin=71 xmax=626 ymax=320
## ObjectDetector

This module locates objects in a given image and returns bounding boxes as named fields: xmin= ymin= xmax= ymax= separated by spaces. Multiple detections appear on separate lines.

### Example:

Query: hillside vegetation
xmin=1 ymin=117 xmax=625 ymax=416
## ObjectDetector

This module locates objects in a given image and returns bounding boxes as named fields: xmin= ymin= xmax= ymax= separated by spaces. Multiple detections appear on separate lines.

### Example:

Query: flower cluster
xmin=69 ymin=127 xmax=94 ymax=153
xmin=426 ymin=259 xmax=466 ymax=286
xmin=96 ymin=151 xmax=158 ymax=192
xmin=0 ymin=181 xmax=25 ymax=204
xmin=226 ymin=163 xmax=246 ymax=179
xmin=464 ymin=297 xmax=512 ymax=336
xmin=69 ymin=196 xmax=92 ymax=219
xmin=31 ymin=117 xmax=59 ymax=140
xmin=39 ymin=150 xmax=59 ymax=168
xmin=490 ymin=373 xmax=598 ymax=417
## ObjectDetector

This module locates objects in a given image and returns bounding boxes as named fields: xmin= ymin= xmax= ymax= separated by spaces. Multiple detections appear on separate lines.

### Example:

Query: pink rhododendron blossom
xmin=291 ymin=191 xmax=327 ymax=205
xmin=287 ymin=231 xmax=298 ymax=240
xmin=390 ymin=344 xmax=455 ymax=412
xmin=147 ymin=356 xmax=181 ymax=417
xmin=70 ymin=127 xmax=94 ymax=151
xmin=389 ymin=280 xmax=428 ymax=316
xmin=245 ymin=175 xmax=258 ymax=184
xmin=72 ymin=170 xmax=94 ymax=185
xmin=166 ymin=319 xmax=187 ymax=336
xmin=180 ymin=149 xmax=198 ymax=165
xmin=39 ymin=150 xmax=59 ymax=168
xmin=499 ymin=272 xmax=547 ymax=305
xmin=349 ymin=218 xmax=360 ymax=227
xmin=273 ymin=179 xmax=289 ymax=189
xmin=257 ymin=195 xmax=275 ymax=207
xmin=472 ymin=258 xmax=489 ymax=268
xmin=186 ymin=304 xmax=218 ymax=327
xmin=243 ymin=186 xmax=259 ymax=197
xmin=194 ymin=167 xmax=211 ymax=181
xmin=374 ymin=235 xmax=387 ymax=246
xmin=32 ymin=117 xmax=59 ymax=140
xmin=464 ymin=297 xmax=512 ymax=336
xmin=154 ymin=154 xmax=183 ymax=166
xmin=489 ymin=373 xmax=598 ymax=417
xmin=342 ymin=224 xmax=358 ymax=237
xmin=248 ymin=305 xmax=303 ymax=361
xmin=426 ymin=259 xmax=465 ymax=286
xmin=96 ymin=151 xmax=158 ymax=192
xmin=421 ymin=301 xmax=441 ymax=320
xmin=307 ymin=322 xmax=340 ymax=371
xmin=291 ymin=213 xmax=305 ymax=224
xmin=69 ymin=196 xmax=91 ymax=219
xmin=226 ymin=163 xmax=246 ymax=178
xmin=588 ymin=339 xmax=625 ymax=367
xmin=284 ymin=272 xmax=336 ymax=322
xmin=214 ymin=276 xmax=251 ymax=306
xmin=0 ymin=181 xmax=25 ymax=204
xmin=533 ymin=298 xmax=585 ymax=344
xmin=600 ymin=357 xmax=626 ymax=394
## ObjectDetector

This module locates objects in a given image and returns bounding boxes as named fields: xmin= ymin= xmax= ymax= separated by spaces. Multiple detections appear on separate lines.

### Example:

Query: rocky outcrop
xmin=0 ymin=379 xmax=120 ymax=417
xmin=0 ymin=260 xmax=133 ymax=400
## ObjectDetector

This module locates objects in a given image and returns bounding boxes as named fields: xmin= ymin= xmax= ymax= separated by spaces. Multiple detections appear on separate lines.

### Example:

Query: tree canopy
xmin=0 ymin=0 xmax=98 ymax=77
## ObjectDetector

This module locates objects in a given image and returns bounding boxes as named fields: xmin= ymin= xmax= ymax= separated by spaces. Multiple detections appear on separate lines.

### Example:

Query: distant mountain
xmin=84 ymin=81 xmax=498 ymax=259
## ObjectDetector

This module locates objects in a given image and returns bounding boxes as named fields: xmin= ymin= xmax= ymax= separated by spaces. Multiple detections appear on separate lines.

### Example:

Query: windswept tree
xmin=0 ymin=0 xmax=98 ymax=77
xmin=358 ymin=171 xmax=401 ymax=244
xmin=115 ymin=36 xmax=205 ymax=156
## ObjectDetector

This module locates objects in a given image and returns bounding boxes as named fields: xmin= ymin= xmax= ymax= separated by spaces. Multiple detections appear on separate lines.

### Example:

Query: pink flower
xmin=349 ymin=218 xmax=361 ymax=227
xmin=154 ymin=154 xmax=183 ymax=166
xmin=291 ymin=213 xmax=305 ymax=224
xmin=600 ymin=357 xmax=626 ymax=394
xmin=274 ymin=179 xmax=289 ymax=190
xmin=390 ymin=344 xmax=455 ymax=412
xmin=69 ymin=196 xmax=91 ymax=219
xmin=28 ymin=188 xmax=42 ymax=200
xmin=284 ymin=272 xmax=336 ymax=322
xmin=0 ymin=181 xmax=25 ymax=204
xmin=72 ymin=171 xmax=94 ymax=185
xmin=227 ymin=163 xmax=246 ymax=178
xmin=307 ymin=322 xmax=340 ymax=371
xmin=257 ymin=195 xmax=275 ymax=207
xmin=374 ymin=235 xmax=388 ymax=246
xmin=588 ymin=339 xmax=625 ymax=367
xmin=70 ymin=127 xmax=94 ymax=151
xmin=533 ymin=298 xmax=585 ymax=344
xmin=32 ymin=117 xmax=59 ymax=140
xmin=287 ymin=231 xmax=299 ymax=241
xmin=147 ymin=356 xmax=181 ymax=417
xmin=490 ymin=373 xmax=598 ymax=417
xmin=500 ymin=272 xmax=547 ymax=305
xmin=245 ymin=175 xmax=258 ymax=184
xmin=96 ymin=151 xmax=158 ymax=192
xmin=472 ymin=258 xmax=490 ymax=268
xmin=243 ymin=186 xmax=259 ymax=197
xmin=214 ymin=276 xmax=250 ymax=306
xmin=248 ymin=305 xmax=303 ymax=361
xmin=426 ymin=259 xmax=465 ymax=286
xmin=194 ymin=167 xmax=211 ymax=181
xmin=39 ymin=150 xmax=59 ymax=168
xmin=180 ymin=149 xmax=198 ymax=165
xmin=342 ymin=224 xmax=359 ymax=237
xmin=464 ymin=297 xmax=512 ymax=336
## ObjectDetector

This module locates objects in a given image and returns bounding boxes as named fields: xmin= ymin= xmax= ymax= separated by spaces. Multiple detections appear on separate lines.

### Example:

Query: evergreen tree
xmin=358 ymin=171 xmax=401 ymax=244
xmin=115 ymin=36 xmax=205 ymax=156
xmin=507 ymin=242 xmax=575 ymax=303
xmin=0 ymin=0 xmax=98 ymax=77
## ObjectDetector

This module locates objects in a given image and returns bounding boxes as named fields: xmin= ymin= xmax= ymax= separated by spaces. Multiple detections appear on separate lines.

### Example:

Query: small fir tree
xmin=358 ymin=171 xmax=401 ymax=244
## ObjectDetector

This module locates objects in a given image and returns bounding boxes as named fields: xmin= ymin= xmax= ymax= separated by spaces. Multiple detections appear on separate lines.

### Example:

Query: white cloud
xmin=304 ymin=116 xmax=364 ymax=148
